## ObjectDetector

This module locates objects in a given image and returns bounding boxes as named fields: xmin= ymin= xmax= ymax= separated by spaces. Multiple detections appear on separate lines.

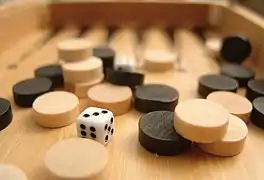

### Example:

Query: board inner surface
xmin=1 ymin=2 xmax=264 ymax=180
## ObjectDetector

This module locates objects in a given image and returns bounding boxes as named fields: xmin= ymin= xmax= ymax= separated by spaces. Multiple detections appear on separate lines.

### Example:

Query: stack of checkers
xmin=197 ymin=61 xmax=264 ymax=130
xmin=138 ymin=98 xmax=249 ymax=157
xmin=58 ymin=38 xmax=104 ymax=98
xmin=175 ymin=98 xmax=248 ymax=157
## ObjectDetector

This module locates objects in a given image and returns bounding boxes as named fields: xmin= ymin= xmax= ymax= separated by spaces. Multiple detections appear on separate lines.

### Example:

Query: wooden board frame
xmin=49 ymin=1 xmax=210 ymax=28
xmin=1 ymin=1 xmax=264 ymax=179
xmin=0 ymin=0 xmax=48 ymax=55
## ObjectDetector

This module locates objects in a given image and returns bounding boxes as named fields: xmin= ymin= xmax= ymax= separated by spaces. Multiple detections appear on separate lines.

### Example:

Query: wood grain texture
xmin=49 ymin=2 xmax=210 ymax=27
xmin=217 ymin=4 xmax=264 ymax=71
xmin=0 ymin=0 xmax=48 ymax=55
xmin=1 ymin=26 xmax=264 ymax=180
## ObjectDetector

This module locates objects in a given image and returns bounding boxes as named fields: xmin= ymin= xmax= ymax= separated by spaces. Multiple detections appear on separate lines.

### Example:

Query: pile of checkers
xmin=1 ymin=34 xmax=264 ymax=179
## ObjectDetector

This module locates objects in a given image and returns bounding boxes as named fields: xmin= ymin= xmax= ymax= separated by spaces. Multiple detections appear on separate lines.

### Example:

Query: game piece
xmin=134 ymin=84 xmax=179 ymax=113
xmin=0 ymin=164 xmax=28 ymax=180
xmin=220 ymin=64 xmax=255 ymax=87
xmin=76 ymin=107 xmax=115 ymax=145
xmin=34 ymin=64 xmax=64 ymax=88
xmin=44 ymin=138 xmax=107 ymax=179
xmin=246 ymin=79 xmax=264 ymax=102
xmin=207 ymin=91 xmax=252 ymax=123
xmin=87 ymin=83 xmax=132 ymax=116
xmin=65 ymin=75 xmax=104 ymax=98
xmin=205 ymin=37 xmax=221 ymax=58
xmin=93 ymin=46 xmax=115 ymax=75
xmin=198 ymin=74 xmax=239 ymax=98
xmin=220 ymin=35 xmax=252 ymax=64
xmin=144 ymin=50 xmax=176 ymax=72
xmin=62 ymin=56 xmax=103 ymax=83
xmin=114 ymin=56 xmax=135 ymax=72
xmin=0 ymin=98 xmax=12 ymax=131
xmin=138 ymin=111 xmax=191 ymax=156
xmin=57 ymin=38 xmax=92 ymax=62
xmin=250 ymin=97 xmax=264 ymax=129
xmin=33 ymin=91 xmax=79 ymax=128
xmin=106 ymin=68 xmax=144 ymax=91
xmin=13 ymin=78 xmax=52 ymax=107
xmin=174 ymin=99 xmax=229 ymax=143
xmin=198 ymin=114 xmax=248 ymax=157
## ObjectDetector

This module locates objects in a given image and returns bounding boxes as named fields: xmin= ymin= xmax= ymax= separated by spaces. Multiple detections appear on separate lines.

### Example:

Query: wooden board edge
xmin=0 ymin=1 xmax=49 ymax=55
xmin=216 ymin=4 xmax=264 ymax=70
xmin=49 ymin=2 xmax=210 ymax=28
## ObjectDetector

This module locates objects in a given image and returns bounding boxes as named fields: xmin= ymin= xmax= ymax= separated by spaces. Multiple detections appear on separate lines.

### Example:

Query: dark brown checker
xmin=34 ymin=64 xmax=64 ymax=89
xmin=246 ymin=79 xmax=264 ymax=102
xmin=251 ymin=97 xmax=264 ymax=129
xmin=138 ymin=111 xmax=191 ymax=156
xmin=0 ymin=98 xmax=12 ymax=131
xmin=198 ymin=74 xmax=239 ymax=98
xmin=93 ymin=46 xmax=115 ymax=75
xmin=13 ymin=78 xmax=53 ymax=107
xmin=220 ymin=35 xmax=252 ymax=64
xmin=220 ymin=64 xmax=255 ymax=87
xmin=106 ymin=68 xmax=144 ymax=91
xmin=134 ymin=84 xmax=179 ymax=113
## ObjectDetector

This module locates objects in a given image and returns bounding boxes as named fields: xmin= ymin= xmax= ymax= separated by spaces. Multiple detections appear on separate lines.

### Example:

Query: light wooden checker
xmin=0 ymin=164 xmax=28 ymax=180
xmin=33 ymin=91 xmax=79 ymax=128
xmin=207 ymin=91 xmax=252 ymax=123
xmin=144 ymin=50 xmax=177 ymax=72
xmin=58 ymin=38 xmax=92 ymax=62
xmin=205 ymin=37 xmax=222 ymax=58
xmin=62 ymin=56 xmax=103 ymax=83
xmin=44 ymin=138 xmax=108 ymax=179
xmin=198 ymin=114 xmax=248 ymax=157
xmin=142 ymin=27 xmax=176 ymax=72
xmin=65 ymin=75 xmax=104 ymax=98
xmin=174 ymin=99 xmax=229 ymax=143
xmin=87 ymin=83 xmax=132 ymax=116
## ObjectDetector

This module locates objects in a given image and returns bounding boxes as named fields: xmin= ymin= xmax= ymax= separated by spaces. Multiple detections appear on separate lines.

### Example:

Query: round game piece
xmin=0 ymin=164 xmax=28 ymax=180
xmin=144 ymin=50 xmax=176 ymax=72
xmin=139 ymin=111 xmax=191 ymax=156
xmin=58 ymin=38 xmax=92 ymax=62
xmin=246 ymin=79 xmax=264 ymax=102
xmin=87 ymin=83 xmax=132 ymax=116
xmin=198 ymin=74 xmax=239 ymax=98
xmin=44 ymin=138 xmax=107 ymax=179
xmin=34 ymin=64 xmax=64 ymax=88
xmin=93 ymin=46 xmax=115 ymax=75
xmin=250 ymin=97 xmax=264 ymax=129
xmin=220 ymin=35 xmax=252 ymax=64
xmin=106 ymin=68 xmax=144 ymax=91
xmin=205 ymin=37 xmax=221 ymax=58
xmin=174 ymin=99 xmax=229 ymax=143
xmin=220 ymin=64 xmax=255 ymax=87
xmin=62 ymin=56 xmax=103 ymax=83
xmin=207 ymin=91 xmax=252 ymax=123
xmin=65 ymin=75 xmax=104 ymax=98
xmin=33 ymin=91 xmax=79 ymax=128
xmin=134 ymin=84 xmax=179 ymax=113
xmin=0 ymin=98 xmax=12 ymax=131
xmin=198 ymin=114 xmax=247 ymax=157
xmin=13 ymin=78 xmax=53 ymax=107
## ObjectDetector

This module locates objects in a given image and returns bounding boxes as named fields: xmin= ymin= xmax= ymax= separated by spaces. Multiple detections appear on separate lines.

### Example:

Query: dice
xmin=76 ymin=107 xmax=115 ymax=145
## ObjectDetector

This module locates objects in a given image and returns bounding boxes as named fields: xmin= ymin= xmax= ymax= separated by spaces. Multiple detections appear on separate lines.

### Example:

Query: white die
xmin=76 ymin=107 xmax=115 ymax=145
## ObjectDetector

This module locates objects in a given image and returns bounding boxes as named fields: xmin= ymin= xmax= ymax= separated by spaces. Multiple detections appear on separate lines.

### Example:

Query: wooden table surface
xmin=0 ymin=25 xmax=264 ymax=180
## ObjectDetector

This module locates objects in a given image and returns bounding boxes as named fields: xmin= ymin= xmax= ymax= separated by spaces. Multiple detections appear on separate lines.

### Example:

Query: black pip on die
xmin=76 ymin=107 xmax=115 ymax=145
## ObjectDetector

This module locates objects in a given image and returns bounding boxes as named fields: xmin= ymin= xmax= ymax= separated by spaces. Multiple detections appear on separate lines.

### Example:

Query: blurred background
xmin=0 ymin=0 xmax=263 ymax=17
